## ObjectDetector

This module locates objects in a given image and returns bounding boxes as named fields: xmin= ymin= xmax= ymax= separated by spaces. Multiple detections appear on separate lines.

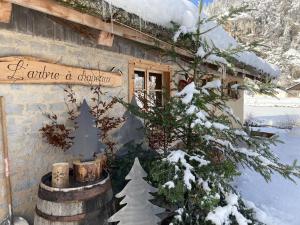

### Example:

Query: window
xmin=134 ymin=70 xmax=165 ymax=107
xmin=222 ymin=80 xmax=240 ymax=100
xmin=247 ymin=27 xmax=252 ymax=34
xmin=199 ymin=75 xmax=214 ymax=87
xmin=129 ymin=60 xmax=171 ymax=108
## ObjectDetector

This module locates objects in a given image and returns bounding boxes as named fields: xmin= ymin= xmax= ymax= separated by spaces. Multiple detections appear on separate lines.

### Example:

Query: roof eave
xmin=3 ymin=0 xmax=272 ymax=79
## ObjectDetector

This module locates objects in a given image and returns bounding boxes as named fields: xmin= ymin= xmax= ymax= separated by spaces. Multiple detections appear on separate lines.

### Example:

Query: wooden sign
xmin=0 ymin=57 xmax=122 ymax=87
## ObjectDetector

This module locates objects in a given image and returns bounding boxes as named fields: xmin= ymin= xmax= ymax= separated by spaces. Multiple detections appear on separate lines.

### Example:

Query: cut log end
xmin=0 ymin=2 xmax=12 ymax=24
xmin=97 ymin=31 xmax=114 ymax=47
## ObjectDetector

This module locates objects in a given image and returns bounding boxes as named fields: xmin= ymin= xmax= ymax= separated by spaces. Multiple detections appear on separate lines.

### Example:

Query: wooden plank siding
xmin=0 ymin=4 xmax=171 ymax=66
xmin=0 ymin=0 xmax=261 ymax=80
xmin=3 ymin=0 xmax=192 ymax=58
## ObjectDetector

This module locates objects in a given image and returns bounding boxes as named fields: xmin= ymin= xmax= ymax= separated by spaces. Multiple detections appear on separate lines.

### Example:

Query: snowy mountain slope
xmin=205 ymin=0 xmax=300 ymax=86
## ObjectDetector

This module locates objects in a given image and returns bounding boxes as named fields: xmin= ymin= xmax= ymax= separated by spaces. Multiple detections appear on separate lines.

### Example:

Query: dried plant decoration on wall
xmin=40 ymin=86 xmax=124 ymax=157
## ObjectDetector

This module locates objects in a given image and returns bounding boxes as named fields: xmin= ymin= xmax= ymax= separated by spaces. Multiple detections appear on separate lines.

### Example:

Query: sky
xmin=191 ymin=0 xmax=213 ymax=5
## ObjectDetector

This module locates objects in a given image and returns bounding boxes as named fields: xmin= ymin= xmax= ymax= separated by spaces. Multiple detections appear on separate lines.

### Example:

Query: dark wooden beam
xmin=3 ymin=0 xmax=261 ymax=79
xmin=97 ymin=31 xmax=114 ymax=47
xmin=4 ymin=0 xmax=192 ymax=57
xmin=0 ymin=1 xmax=12 ymax=23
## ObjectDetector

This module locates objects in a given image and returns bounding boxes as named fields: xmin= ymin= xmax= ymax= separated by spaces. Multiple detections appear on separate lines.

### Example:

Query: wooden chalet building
xmin=287 ymin=83 xmax=300 ymax=97
xmin=0 ymin=0 xmax=279 ymax=223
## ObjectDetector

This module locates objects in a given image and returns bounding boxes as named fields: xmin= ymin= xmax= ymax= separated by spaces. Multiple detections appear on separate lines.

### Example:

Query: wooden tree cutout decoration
xmin=69 ymin=99 xmax=106 ymax=160
xmin=108 ymin=157 xmax=164 ymax=225
xmin=114 ymin=96 xmax=145 ymax=146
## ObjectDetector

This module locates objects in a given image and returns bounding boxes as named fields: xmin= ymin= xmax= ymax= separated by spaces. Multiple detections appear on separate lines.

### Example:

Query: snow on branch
xmin=206 ymin=193 xmax=251 ymax=225
xmin=176 ymin=82 xmax=200 ymax=104
xmin=163 ymin=150 xmax=210 ymax=190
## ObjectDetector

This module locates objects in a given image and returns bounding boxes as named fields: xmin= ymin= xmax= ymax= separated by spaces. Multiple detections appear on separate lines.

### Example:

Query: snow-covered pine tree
xmin=69 ymin=99 xmax=106 ymax=159
xmin=108 ymin=157 xmax=164 ymax=225
xmin=120 ymin=1 xmax=300 ymax=224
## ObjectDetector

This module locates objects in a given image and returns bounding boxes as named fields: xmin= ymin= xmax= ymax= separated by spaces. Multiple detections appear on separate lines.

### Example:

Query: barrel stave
xmin=34 ymin=172 xmax=113 ymax=225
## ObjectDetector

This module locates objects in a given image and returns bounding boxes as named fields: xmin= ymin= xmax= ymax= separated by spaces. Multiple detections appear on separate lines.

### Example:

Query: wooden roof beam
xmin=4 ymin=0 xmax=192 ymax=57
xmin=0 ymin=1 xmax=12 ymax=23
xmin=4 ymin=0 xmax=262 ymax=80
xmin=97 ymin=31 xmax=114 ymax=47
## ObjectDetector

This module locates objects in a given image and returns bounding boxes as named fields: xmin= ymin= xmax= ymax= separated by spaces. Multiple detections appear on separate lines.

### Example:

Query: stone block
xmin=0 ymin=46 xmax=21 ymax=57
xmin=7 ymin=124 xmax=25 ymax=135
xmin=5 ymin=104 xmax=24 ymax=115
xmin=0 ymin=93 xmax=14 ymax=103
xmin=7 ymin=117 xmax=15 ymax=127
xmin=27 ymin=103 xmax=47 ymax=112
xmin=0 ymin=180 xmax=6 ymax=198
xmin=0 ymin=207 xmax=8 ymax=222
xmin=10 ymin=84 xmax=23 ymax=90
xmin=49 ymin=103 xmax=66 ymax=111
xmin=13 ymin=178 xmax=38 ymax=193
xmin=14 ymin=93 xmax=43 ymax=104
xmin=50 ymin=85 xmax=65 ymax=92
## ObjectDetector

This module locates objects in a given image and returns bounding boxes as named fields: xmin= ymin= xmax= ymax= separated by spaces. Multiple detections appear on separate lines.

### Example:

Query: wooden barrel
xmin=34 ymin=170 xmax=113 ymax=225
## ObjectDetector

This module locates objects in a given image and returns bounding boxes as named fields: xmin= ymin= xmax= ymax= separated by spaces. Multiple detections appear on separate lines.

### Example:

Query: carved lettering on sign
xmin=0 ymin=57 xmax=122 ymax=87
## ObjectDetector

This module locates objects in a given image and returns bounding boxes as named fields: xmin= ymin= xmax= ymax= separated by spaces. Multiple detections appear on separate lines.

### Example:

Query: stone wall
xmin=0 ymin=6 xmax=171 ymax=223
xmin=226 ymin=76 xmax=245 ymax=125
xmin=0 ymin=28 xmax=135 ymax=223
xmin=0 ymin=4 xmax=245 ymax=223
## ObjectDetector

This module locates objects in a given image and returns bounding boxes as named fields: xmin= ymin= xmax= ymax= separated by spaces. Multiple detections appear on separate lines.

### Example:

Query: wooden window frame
xmin=222 ymin=79 xmax=240 ymax=101
xmin=128 ymin=59 xmax=171 ymax=105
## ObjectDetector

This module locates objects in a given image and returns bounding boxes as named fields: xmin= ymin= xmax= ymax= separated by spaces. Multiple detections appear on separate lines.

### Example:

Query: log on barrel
xmin=73 ymin=154 xmax=108 ymax=183
xmin=34 ymin=170 xmax=113 ymax=225
xmin=52 ymin=163 xmax=69 ymax=188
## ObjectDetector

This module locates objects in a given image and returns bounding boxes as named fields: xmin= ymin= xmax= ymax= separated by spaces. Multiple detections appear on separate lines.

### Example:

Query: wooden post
xmin=0 ymin=1 xmax=12 ymax=23
xmin=97 ymin=31 xmax=114 ymax=47
xmin=51 ymin=163 xmax=69 ymax=188
xmin=0 ymin=96 xmax=13 ymax=221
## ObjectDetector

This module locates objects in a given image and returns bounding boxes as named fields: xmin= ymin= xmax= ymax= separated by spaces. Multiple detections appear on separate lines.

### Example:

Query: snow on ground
xmin=236 ymin=96 xmax=300 ymax=225
xmin=245 ymin=96 xmax=300 ymax=128
xmin=246 ymin=96 xmax=300 ymax=108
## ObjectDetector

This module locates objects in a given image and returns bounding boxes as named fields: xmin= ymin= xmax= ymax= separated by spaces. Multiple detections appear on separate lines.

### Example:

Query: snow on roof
xmin=105 ymin=0 xmax=198 ymax=28
xmin=286 ymin=83 xmax=300 ymax=91
xmin=201 ymin=20 xmax=280 ymax=78
xmin=105 ymin=0 xmax=280 ymax=78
